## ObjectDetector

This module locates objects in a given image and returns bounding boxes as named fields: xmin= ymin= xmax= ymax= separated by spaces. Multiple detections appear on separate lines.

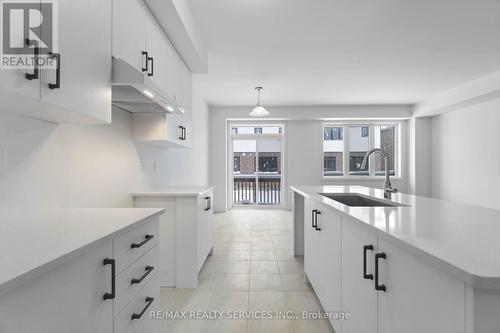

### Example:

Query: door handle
xmin=103 ymin=258 xmax=116 ymax=300
xmin=142 ymin=51 xmax=148 ymax=72
xmin=131 ymin=297 xmax=155 ymax=320
xmin=178 ymin=126 xmax=183 ymax=140
xmin=314 ymin=211 xmax=321 ymax=231
xmin=311 ymin=209 xmax=317 ymax=229
xmin=48 ymin=52 xmax=61 ymax=89
xmin=204 ymin=196 xmax=211 ymax=211
xmin=131 ymin=266 xmax=154 ymax=285
xmin=131 ymin=234 xmax=154 ymax=249
xmin=375 ymin=252 xmax=387 ymax=292
xmin=147 ymin=57 xmax=154 ymax=77
xmin=363 ymin=245 xmax=374 ymax=280
xmin=25 ymin=39 xmax=39 ymax=80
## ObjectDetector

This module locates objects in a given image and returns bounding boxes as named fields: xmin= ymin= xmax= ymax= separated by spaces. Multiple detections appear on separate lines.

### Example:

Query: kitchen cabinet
xmin=0 ymin=241 xmax=113 ymax=333
xmin=112 ymin=0 xmax=192 ymax=113
xmin=0 ymin=0 xmax=112 ymax=124
xmin=0 ymin=213 xmax=160 ymax=333
xmin=132 ymin=112 xmax=192 ymax=148
xmin=133 ymin=187 xmax=214 ymax=288
xmin=341 ymin=220 xmax=377 ymax=333
xmin=304 ymin=199 xmax=341 ymax=333
xmin=376 ymin=237 xmax=465 ymax=333
xmin=112 ymin=0 xmax=147 ymax=73
xmin=146 ymin=17 xmax=178 ymax=99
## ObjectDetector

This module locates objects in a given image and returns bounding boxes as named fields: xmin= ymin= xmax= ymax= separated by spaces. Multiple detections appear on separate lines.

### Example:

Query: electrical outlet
xmin=0 ymin=149 xmax=6 ymax=176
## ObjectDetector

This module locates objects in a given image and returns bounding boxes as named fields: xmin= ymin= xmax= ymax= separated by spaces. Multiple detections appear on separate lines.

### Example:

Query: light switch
xmin=0 ymin=149 xmax=6 ymax=176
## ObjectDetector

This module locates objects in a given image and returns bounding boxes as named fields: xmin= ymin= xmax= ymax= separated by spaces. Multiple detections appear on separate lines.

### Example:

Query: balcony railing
xmin=233 ymin=174 xmax=281 ymax=205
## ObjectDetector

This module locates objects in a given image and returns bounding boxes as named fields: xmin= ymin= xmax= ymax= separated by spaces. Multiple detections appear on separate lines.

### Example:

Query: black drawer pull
xmin=131 ymin=234 xmax=154 ymax=249
xmin=363 ymin=245 xmax=374 ymax=280
xmin=103 ymin=258 xmax=116 ymax=300
xmin=48 ymin=52 xmax=61 ymax=89
xmin=142 ymin=51 xmax=148 ymax=72
xmin=25 ymin=39 xmax=39 ymax=80
xmin=375 ymin=252 xmax=387 ymax=292
xmin=182 ymin=126 xmax=186 ymax=140
xmin=314 ymin=211 xmax=321 ymax=231
xmin=131 ymin=266 xmax=154 ymax=285
xmin=131 ymin=297 xmax=155 ymax=320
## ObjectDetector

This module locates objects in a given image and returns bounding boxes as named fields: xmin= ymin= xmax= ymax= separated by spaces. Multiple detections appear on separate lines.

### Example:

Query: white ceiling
xmin=187 ymin=0 xmax=500 ymax=106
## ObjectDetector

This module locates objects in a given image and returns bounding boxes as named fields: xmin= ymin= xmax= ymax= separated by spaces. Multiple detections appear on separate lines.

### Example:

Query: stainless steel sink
xmin=319 ymin=193 xmax=408 ymax=207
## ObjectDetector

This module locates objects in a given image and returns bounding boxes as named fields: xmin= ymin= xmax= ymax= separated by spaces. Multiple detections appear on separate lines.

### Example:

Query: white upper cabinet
xmin=41 ymin=0 xmax=112 ymax=123
xmin=145 ymin=18 xmax=178 ymax=100
xmin=112 ymin=0 xmax=147 ymax=73
xmin=0 ymin=0 xmax=112 ymax=124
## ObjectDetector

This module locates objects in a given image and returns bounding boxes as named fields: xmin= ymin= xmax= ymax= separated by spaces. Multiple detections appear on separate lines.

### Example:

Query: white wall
xmin=430 ymin=98 xmax=500 ymax=210
xmin=210 ymin=105 xmax=411 ymax=212
xmin=0 ymin=87 xmax=210 ymax=210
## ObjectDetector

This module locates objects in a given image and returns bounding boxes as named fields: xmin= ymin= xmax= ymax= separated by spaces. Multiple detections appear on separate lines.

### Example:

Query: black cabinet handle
xmin=363 ymin=245 xmax=374 ymax=280
xmin=131 ymin=266 xmax=154 ymax=285
xmin=147 ymin=57 xmax=154 ymax=77
xmin=311 ymin=209 xmax=317 ymax=229
xmin=204 ymin=196 xmax=211 ymax=211
xmin=25 ymin=39 xmax=39 ymax=80
xmin=103 ymin=258 xmax=116 ymax=300
xmin=314 ymin=211 xmax=321 ymax=231
xmin=131 ymin=234 xmax=154 ymax=249
xmin=142 ymin=51 xmax=148 ymax=72
xmin=375 ymin=252 xmax=387 ymax=292
xmin=178 ymin=126 xmax=183 ymax=140
xmin=48 ymin=52 xmax=61 ymax=89
xmin=131 ymin=297 xmax=155 ymax=320
xmin=182 ymin=126 xmax=187 ymax=140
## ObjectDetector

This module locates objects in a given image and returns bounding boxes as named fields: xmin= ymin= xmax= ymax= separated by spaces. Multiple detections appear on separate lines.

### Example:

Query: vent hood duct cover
xmin=111 ymin=57 xmax=183 ymax=114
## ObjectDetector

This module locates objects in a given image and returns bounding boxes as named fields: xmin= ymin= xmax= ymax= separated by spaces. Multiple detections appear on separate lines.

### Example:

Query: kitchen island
xmin=292 ymin=185 xmax=500 ymax=333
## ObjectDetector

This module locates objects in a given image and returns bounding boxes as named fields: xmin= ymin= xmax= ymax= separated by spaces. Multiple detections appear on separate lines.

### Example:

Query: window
xmin=323 ymin=127 xmax=344 ymax=176
xmin=324 ymin=127 xmax=343 ymax=141
xmin=254 ymin=127 xmax=263 ymax=134
xmin=323 ymin=123 xmax=399 ymax=177
xmin=231 ymin=125 xmax=282 ymax=135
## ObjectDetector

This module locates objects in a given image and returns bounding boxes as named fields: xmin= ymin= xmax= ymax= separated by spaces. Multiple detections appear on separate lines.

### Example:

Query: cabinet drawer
xmin=134 ymin=313 xmax=159 ymax=333
xmin=114 ymin=217 xmax=159 ymax=273
xmin=115 ymin=245 xmax=159 ymax=316
xmin=114 ymin=273 xmax=159 ymax=333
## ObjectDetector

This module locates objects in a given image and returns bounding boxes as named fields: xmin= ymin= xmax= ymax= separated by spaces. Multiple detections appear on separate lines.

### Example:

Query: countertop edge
xmin=132 ymin=186 xmax=214 ymax=197
xmin=0 ymin=209 xmax=164 ymax=296
xmin=291 ymin=186 xmax=500 ymax=289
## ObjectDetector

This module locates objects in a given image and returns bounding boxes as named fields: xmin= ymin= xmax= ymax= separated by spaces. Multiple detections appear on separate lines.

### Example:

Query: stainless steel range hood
xmin=111 ymin=57 xmax=183 ymax=114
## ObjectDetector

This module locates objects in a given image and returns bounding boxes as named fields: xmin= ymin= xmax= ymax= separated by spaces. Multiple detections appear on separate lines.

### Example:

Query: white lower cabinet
xmin=134 ymin=188 xmax=214 ymax=288
xmin=305 ymin=200 xmax=468 ymax=333
xmin=304 ymin=199 xmax=341 ymax=333
xmin=341 ymin=219 xmax=378 ymax=333
xmin=376 ymin=238 xmax=465 ymax=333
xmin=0 ymin=216 xmax=160 ymax=333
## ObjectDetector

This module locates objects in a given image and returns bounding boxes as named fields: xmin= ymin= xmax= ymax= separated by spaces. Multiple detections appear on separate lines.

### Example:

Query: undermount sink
xmin=319 ymin=193 xmax=408 ymax=207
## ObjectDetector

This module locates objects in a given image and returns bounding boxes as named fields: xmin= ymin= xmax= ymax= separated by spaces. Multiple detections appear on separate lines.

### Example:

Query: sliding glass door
xmin=231 ymin=125 xmax=283 ymax=207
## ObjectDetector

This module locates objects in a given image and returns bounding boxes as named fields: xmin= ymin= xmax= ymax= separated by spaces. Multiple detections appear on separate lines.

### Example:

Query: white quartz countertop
xmin=0 ymin=208 xmax=164 ymax=295
xmin=132 ymin=186 xmax=213 ymax=197
xmin=291 ymin=185 xmax=500 ymax=289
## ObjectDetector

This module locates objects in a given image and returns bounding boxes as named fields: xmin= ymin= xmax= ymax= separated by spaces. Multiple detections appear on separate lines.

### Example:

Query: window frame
xmin=322 ymin=121 xmax=402 ymax=180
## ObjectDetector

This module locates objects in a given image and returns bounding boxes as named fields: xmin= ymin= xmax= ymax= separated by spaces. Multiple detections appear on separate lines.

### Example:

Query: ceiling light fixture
xmin=249 ymin=86 xmax=269 ymax=117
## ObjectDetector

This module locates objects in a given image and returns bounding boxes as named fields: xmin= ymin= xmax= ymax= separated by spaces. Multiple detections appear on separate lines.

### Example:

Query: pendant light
xmin=249 ymin=86 xmax=269 ymax=117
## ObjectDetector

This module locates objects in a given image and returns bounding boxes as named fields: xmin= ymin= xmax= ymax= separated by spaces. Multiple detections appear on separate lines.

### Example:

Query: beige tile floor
xmin=158 ymin=209 xmax=334 ymax=333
